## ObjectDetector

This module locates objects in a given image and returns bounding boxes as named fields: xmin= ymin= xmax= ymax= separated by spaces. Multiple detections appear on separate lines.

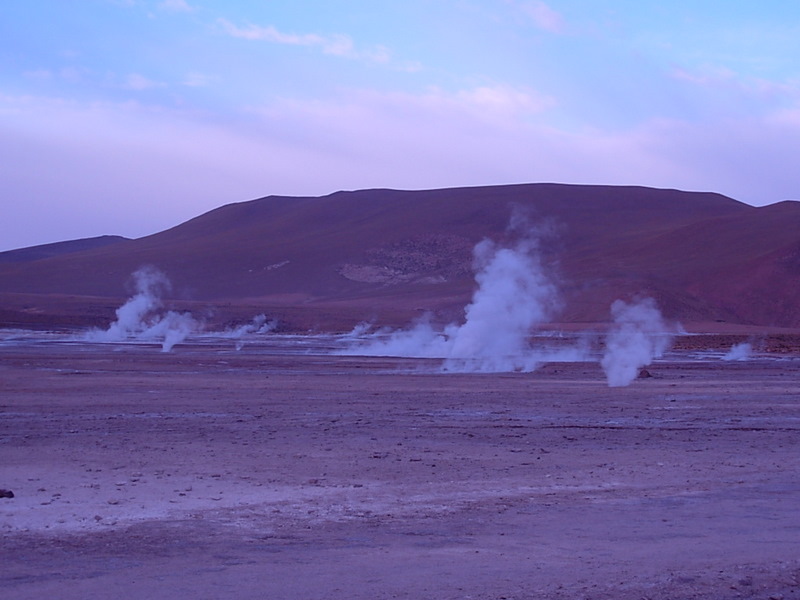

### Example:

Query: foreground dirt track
xmin=2 ymin=341 xmax=800 ymax=599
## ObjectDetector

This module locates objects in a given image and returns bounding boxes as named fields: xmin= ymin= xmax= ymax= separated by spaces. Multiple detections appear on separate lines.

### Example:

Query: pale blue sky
xmin=2 ymin=0 xmax=799 ymax=250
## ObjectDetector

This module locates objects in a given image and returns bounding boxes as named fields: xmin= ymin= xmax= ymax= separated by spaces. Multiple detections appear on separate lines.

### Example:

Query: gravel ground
xmin=2 ymin=338 xmax=800 ymax=599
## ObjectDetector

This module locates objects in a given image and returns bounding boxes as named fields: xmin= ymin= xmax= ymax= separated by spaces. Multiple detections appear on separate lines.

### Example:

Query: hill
xmin=0 ymin=235 xmax=129 ymax=264
xmin=0 ymin=183 xmax=798 ymax=330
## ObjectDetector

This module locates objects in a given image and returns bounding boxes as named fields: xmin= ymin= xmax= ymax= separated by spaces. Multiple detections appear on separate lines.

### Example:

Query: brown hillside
xmin=0 ymin=183 xmax=798 ymax=330
xmin=0 ymin=235 xmax=129 ymax=264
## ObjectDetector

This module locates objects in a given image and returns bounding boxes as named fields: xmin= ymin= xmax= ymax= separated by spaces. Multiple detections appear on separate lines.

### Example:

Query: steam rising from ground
xmin=601 ymin=298 xmax=677 ymax=387
xmin=723 ymin=342 xmax=752 ymax=361
xmin=85 ymin=266 xmax=199 ymax=352
xmin=221 ymin=314 xmax=278 ymax=350
xmin=82 ymin=232 xmax=679 ymax=380
xmin=340 ymin=219 xmax=589 ymax=372
xmin=340 ymin=223 xmax=680 ymax=384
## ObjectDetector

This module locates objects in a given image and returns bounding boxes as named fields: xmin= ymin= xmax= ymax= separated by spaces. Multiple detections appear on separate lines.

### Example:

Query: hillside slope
xmin=0 ymin=235 xmax=129 ymax=264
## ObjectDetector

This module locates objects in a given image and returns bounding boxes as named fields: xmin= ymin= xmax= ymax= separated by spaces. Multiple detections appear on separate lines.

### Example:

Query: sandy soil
xmin=2 ymin=338 xmax=800 ymax=599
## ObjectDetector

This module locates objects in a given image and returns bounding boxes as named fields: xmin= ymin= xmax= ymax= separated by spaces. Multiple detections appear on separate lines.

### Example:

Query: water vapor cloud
xmin=601 ymin=298 xmax=677 ymax=387
xmin=221 ymin=314 xmax=278 ymax=350
xmin=85 ymin=266 xmax=199 ymax=352
xmin=341 ymin=217 xmax=589 ymax=372
xmin=722 ymin=342 xmax=752 ymax=361
xmin=217 ymin=19 xmax=389 ymax=62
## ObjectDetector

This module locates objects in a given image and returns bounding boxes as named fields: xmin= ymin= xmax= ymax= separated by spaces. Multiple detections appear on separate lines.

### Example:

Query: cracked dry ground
xmin=2 ymin=343 xmax=800 ymax=599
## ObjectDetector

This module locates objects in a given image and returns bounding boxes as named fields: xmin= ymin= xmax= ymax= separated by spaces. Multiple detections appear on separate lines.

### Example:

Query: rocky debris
xmin=638 ymin=368 xmax=653 ymax=379
xmin=0 ymin=489 xmax=14 ymax=498
xmin=340 ymin=234 xmax=473 ymax=284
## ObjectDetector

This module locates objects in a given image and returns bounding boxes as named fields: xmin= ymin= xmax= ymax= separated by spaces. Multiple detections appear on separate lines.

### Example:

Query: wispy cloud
xmin=217 ymin=18 xmax=391 ymax=62
xmin=456 ymin=85 xmax=556 ymax=115
xmin=219 ymin=18 xmax=318 ymax=44
xmin=181 ymin=72 xmax=212 ymax=87
xmin=673 ymin=65 xmax=798 ymax=93
xmin=24 ymin=69 xmax=54 ymax=81
xmin=250 ymin=85 xmax=555 ymax=135
xmin=23 ymin=66 xmax=91 ymax=84
xmin=158 ymin=0 xmax=193 ymax=11
xmin=516 ymin=1 xmax=565 ymax=33
xmin=59 ymin=66 xmax=80 ymax=81
xmin=770 ymin=106 xmax=800 ymax=127
xmin=124 ymin=73 xmax=164 ymax=90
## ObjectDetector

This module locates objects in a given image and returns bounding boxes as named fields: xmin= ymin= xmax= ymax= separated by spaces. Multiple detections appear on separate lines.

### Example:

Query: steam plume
xmin=601 ymin=297 xmax=676 ymax=387
xmin=340 ymin=218 xmax=586 ymax=372
xmin=722 ymin=342 xmax=752 ymax=361
xmin=443 ymin=232 xmax=562 ymax=371
xmin=85 ymin=266 xmax=199 ymax=352
xmin=223 ymin=314 xmax=278 ymax=350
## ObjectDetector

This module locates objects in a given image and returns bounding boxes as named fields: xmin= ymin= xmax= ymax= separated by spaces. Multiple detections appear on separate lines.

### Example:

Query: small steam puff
xmin=226 ymin=314 xmax=277 ymax=337
xmin=340 ymin=223 xmax=588 ymax=372
xmin=722 ymin=342 xmax=752 ymax=361
xmin=601 ymin=298 xmax=676 ymax=387
xmin=85 ymin=266 xmax=199 ymax=352
xmin=222 ymin=314 xmax=278 ymax=350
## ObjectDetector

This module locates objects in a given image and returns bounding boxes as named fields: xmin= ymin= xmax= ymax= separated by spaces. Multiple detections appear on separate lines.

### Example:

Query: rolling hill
xmin=1 ymin=183 xmax=799 ymax=330
xmin=0 ymin=235 xmax=129 ymax=264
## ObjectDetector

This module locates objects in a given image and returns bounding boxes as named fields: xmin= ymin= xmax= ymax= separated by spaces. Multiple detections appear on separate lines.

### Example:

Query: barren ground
xmin=2 ymin=337 xmax=800 ymax=599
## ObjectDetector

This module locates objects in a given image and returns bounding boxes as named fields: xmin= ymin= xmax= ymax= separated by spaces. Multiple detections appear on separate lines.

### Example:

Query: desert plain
xmin=1 ymin=332 xmax=800 ymax=600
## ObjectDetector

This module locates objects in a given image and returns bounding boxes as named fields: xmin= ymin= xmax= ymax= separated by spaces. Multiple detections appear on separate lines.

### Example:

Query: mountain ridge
xmin=0 ymin=235 xmax=130 ymax=264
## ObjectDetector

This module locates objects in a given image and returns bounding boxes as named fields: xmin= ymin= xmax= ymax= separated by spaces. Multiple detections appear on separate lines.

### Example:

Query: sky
xmin=2 ymin=0 xmax=800 ymax=251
